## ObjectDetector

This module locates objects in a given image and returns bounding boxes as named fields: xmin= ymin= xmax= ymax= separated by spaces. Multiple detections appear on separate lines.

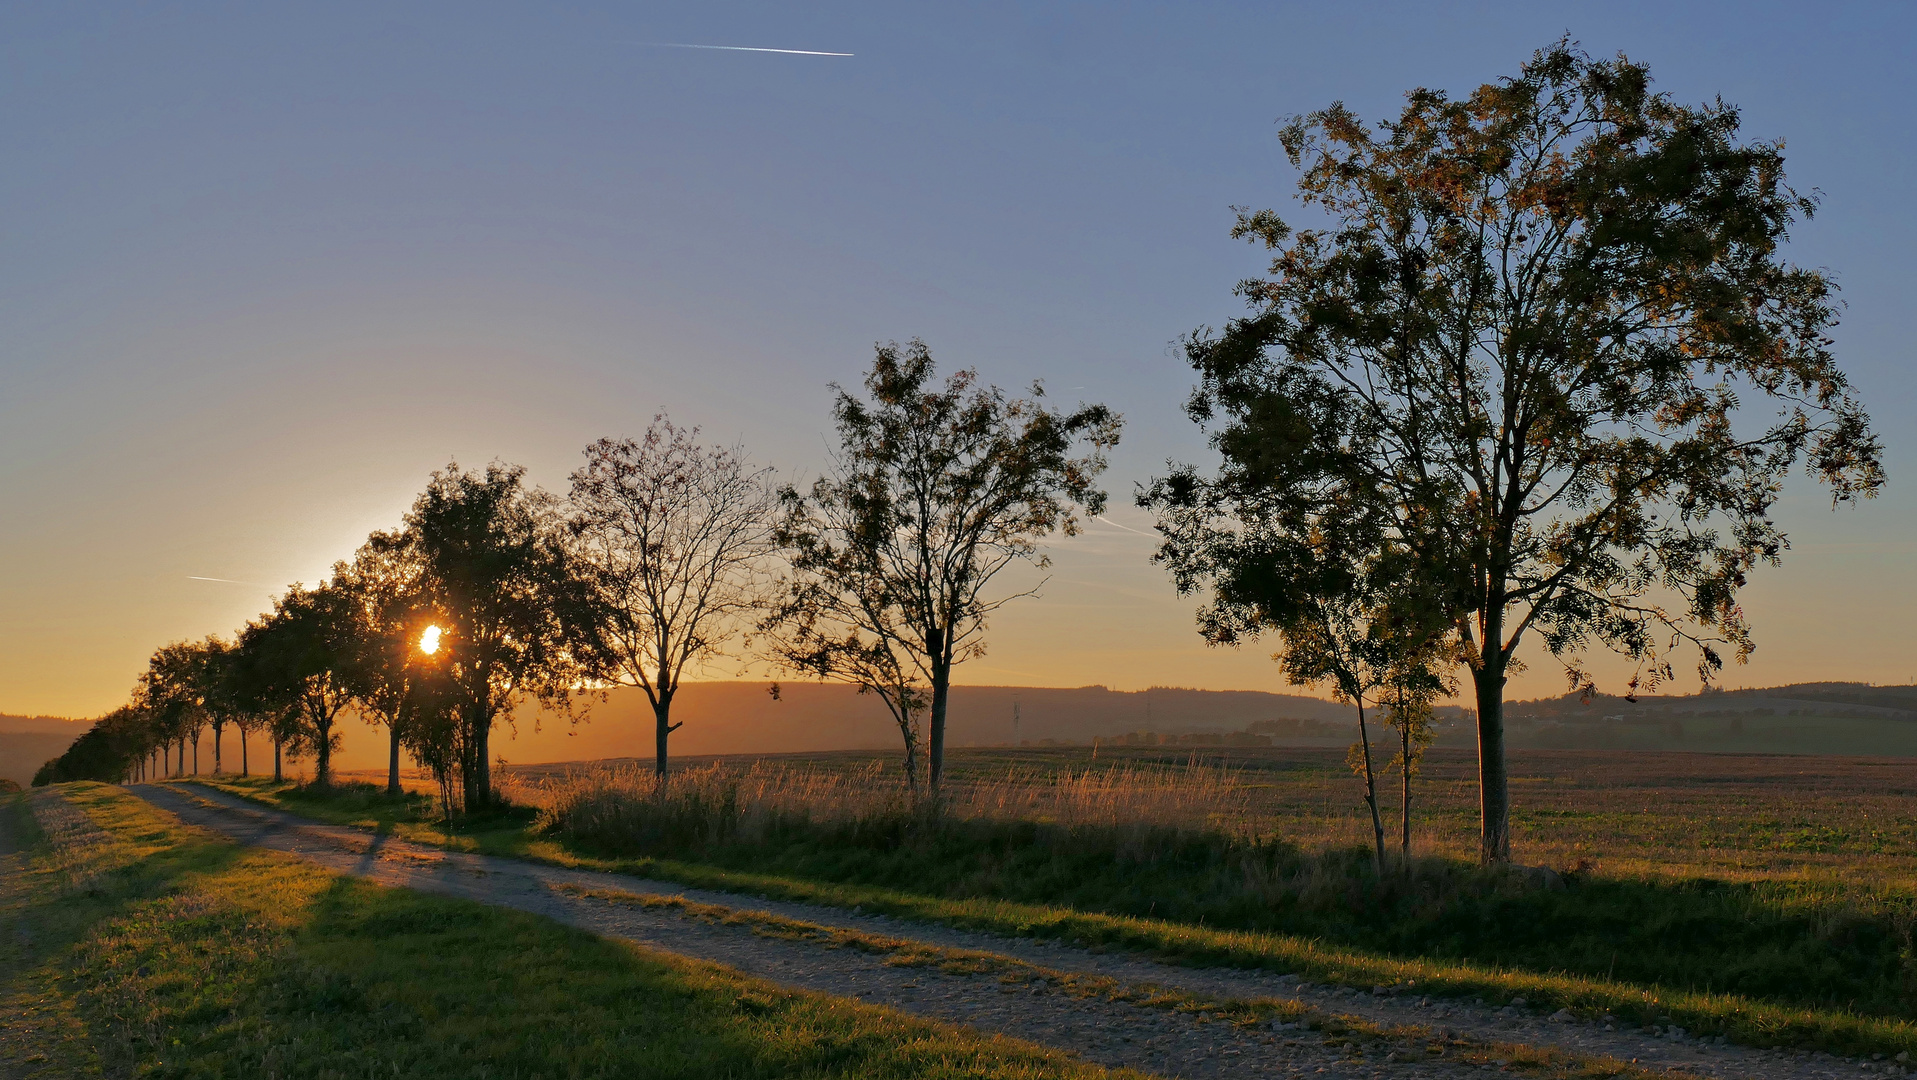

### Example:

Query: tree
xmin=1384 ymin=688 xmax=1438 ymax=862
xmin=763 ymin=594 xmax=933 ymax=791
xmin=1172 ymin=41 xmax=1881 ymax=862
xmin=385 ymin=462 xmax=594 ymax=810
xmin=140 ymin=641 xmax=211 ymax=776
xmin=33 ymin=705 xmax=151 ymax=786
xmin=768 ymin=341 xmax=1121 ymax=791
xmin=1147 ymin=432 xmax=1450 ymax=873
xmin=333 ymin=534 xmax=434 ymax=795
xmin=226 ymin=630 xmax=299 ymax=782
xmin=568 ymin=416 xmax=780 ymax=780
xmin=237 ymin=584 xmax=359 ymax=787
xmin=193 ymin=637 xmax=245 ymax=774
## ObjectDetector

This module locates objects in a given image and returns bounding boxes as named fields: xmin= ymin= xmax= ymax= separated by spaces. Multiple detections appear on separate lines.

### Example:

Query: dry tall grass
xmin=514 ymin=757 xmax=1283 ymax=849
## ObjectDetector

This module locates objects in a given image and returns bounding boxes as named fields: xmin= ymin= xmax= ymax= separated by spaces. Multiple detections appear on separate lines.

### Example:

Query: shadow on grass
xmin=12 ymin=784 xmax=1114 ymax=1080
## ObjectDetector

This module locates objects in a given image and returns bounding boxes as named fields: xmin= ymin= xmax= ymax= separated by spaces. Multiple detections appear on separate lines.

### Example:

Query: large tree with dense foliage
xmin=384 ymin=462 xmax=594 ymax=809
xmin=568 ymin=417 xmax=780 ymax=780
xmin=1161 ymin=42 xmax=1881 ymax=862
xmin=767 ymin=341 xmax=1121 ymax=792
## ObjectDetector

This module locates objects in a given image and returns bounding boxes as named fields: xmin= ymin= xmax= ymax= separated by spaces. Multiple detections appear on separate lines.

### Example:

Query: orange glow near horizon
xmin=419 ymin=625 xmax=442 ymax=656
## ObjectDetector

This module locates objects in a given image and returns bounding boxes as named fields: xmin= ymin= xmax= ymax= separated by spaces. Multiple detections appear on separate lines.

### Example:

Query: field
xmin=508 ymin=744 xmax=1917 ymax=883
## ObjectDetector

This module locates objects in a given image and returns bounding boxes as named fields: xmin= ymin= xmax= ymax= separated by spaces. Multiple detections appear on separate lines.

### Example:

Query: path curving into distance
xmin=83 ymin=783 xmax=1854 ymax=1080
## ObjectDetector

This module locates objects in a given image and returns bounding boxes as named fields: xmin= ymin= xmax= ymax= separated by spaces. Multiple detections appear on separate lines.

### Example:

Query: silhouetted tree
xmin=386 ymin=463 xmax=594 ymax=809
xmin=1168 ymin=41 xmax=1881 ymax=862
xmin=140 ymin=641 xmax=212 ymax=776
xmin=238 ymin=584 xmax=358 ymax=787
xmin=1385 ymin=689 xmax=1437 ymax=862
xmin=569 ymin=416 xmax=780 ymax=780
xmin=32 ymin=705 xmax=151 ymax=786
xmin=334 ymin=534 xmax=434 ymax=795
xmin=1148 ymin=440 xmax=1451 ymax=873
xmin=193 ymin=636 xmax=246 ymax=774
xmin=768 ymin=341 xmax=1121 ymax=792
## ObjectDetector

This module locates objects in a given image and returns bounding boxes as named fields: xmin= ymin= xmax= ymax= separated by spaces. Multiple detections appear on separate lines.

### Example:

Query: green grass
xmin=188 ymin=772 xmax=1917 ymax=1060
xmin=1 ymin=782 xmax=1132 ymax=1079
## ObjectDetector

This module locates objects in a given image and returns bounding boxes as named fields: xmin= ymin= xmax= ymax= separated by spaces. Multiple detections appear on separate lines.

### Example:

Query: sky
xmin=3 ymin=2 xmax=1913 ymax=718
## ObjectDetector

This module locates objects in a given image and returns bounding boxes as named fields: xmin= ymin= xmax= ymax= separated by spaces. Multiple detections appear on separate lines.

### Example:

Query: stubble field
xmin=512 ymin=744 xmax=1917 ymax=884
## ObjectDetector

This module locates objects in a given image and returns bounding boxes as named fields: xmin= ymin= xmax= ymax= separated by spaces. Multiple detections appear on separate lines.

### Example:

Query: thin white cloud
xmin=630 ymin=42 xmax=853 ymax=57
xmin=1094 ymin=515 xmax=1152 ymax=536
xmin=187 ymin=575 xmax=261 ymax=586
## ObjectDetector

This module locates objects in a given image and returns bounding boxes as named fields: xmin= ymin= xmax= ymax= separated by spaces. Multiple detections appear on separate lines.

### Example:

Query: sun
xmin=419 ymin=625 xmax=442 ymax=655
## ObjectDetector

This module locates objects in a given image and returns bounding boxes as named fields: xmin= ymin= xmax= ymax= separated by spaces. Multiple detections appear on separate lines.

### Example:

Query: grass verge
xmin=3 ymin=782 xmax=1135 ymax=1079
xmin=190 ymin=774 xmax=1917 ymax=1060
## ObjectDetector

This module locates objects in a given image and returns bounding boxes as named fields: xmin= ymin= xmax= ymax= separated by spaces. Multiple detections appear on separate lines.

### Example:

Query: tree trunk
xmin=213 ymin=721 xmax=224 ymax=774
xmin=185 ymin=737 xmax=193 ymax=775
xmin=241 ymin=730 xmax=249 ymax=776
xmin=653 ymin=687 xmax=680 ymax=781
xmin=1354 ymin=697 xmax=1386 ymax=875
xmin=387 ymin=720 xmax=402 ymax=796
xmin=1399 ymin=721 xmax=1413 ymax=864
xmin=162 ymin=742 xmax=170 ymax=777
xmin=1473 ymin=661 xmax=1511 ymax=864
xmin=273 ymin=738 xmax=283 ymax=783
xmin=314 ymin=715 xmax=334 ymax=787
xmin=928 ymin=649 xmax=950 ymax=794
xmin=470 ymin=702 xmax=491 ymax=810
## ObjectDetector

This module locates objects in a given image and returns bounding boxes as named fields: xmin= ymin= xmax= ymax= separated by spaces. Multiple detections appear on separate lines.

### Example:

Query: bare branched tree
xmin=568 ymin=416 xmax=781 ymax=780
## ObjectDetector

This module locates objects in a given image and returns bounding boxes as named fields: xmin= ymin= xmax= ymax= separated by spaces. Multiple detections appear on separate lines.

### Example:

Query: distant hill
xmin=0 ymin=713 xmax=90 ymax=786
xmin=1500 ymin=682 xmax=1917 ymax=722
xmin=315 ymin=681 xmax=1358 ymax=773
xmin=23 ymin=679 xmax=1917 ymax=786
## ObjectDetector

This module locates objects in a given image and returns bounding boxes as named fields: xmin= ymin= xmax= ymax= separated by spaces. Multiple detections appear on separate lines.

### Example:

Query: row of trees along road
xmin=42 ymin=343 xmax=1120 ymax=811
xmin=37 ymin=43 xmax=1883 ymax=865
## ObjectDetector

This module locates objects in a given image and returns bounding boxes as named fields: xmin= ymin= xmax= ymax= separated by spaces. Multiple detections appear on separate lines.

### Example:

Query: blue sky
xmin=3 ymin=2 xmax=1912 ymax=715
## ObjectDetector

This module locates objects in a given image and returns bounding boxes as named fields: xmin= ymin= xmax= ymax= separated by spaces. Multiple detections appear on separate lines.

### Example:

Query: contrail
xmin=1094 ymin=515 xmax=1152 ymax=536
xmin=631 ymin=42 xmax=853 ymax=57
xmin=187 ymin=575 xmax=260 ymax=586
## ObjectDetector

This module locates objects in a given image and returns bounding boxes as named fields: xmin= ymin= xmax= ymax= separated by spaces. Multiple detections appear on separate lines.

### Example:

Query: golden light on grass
xmin=419 ymin=625 xmax=442 ymax=655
